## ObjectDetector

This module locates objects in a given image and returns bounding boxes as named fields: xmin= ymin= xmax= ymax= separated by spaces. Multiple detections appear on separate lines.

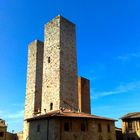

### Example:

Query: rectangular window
xmin=0 ymin=132 xmax=4 ymax=137
xmin=98 ymin=123 xmax=102 ymax=132
xmin=64 ymin=122 xmax=70 ymax=131
xmin=107 ymin=124 xmax=111 ymax=132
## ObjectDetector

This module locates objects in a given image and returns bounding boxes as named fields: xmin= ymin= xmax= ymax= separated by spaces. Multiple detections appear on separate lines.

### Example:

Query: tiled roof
xmin=26 ymin=109 xmax=116 ymax=122
xmin=121 ymin=112 xmax=140 ymax=119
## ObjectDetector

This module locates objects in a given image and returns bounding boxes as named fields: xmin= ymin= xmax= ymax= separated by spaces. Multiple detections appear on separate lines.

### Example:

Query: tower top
xmin=44 ymin=15 xmax=75 ymax=27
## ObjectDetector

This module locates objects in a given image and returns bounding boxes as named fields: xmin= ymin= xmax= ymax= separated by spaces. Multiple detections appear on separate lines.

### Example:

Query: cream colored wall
xmin=122 ymin=119 xmax=140 ymax=140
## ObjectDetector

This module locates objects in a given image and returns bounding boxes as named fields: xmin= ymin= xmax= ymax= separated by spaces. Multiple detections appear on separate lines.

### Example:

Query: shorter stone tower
xmin=24 ymin=40 xmax=44 ymax=140
xmin=78 ymin=77 xmax=91 ymax=114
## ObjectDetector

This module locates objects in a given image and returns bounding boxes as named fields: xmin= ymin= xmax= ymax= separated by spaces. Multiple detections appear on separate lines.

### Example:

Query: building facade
xmin=23 ymin=15 xmax=116 ymax=140
xmin=26 ymin=110 xmax=115 ymax=140
xmin=121 ymin=112 xmax=140 ymax=140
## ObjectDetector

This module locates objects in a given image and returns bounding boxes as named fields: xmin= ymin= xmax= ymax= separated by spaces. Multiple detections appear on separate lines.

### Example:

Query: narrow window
xmin=0 ymin=132 xmax=4 ymax=137
xmin=37 ymin=124 xmax=40 ymax=132
xmin=81 ymin=123 xmax=86 ymax=131
xmin=48 ymin=57 xmax=50 ymax=63
xmin=98 ymin=123 xmax=102 ymax=132
xmin=64 ymin=122 xmax=69 ymax=131
xmin=107 ymin=124 xmax=111 ymax=132
xmin=50 ymin=103 xmax=53 ymax=110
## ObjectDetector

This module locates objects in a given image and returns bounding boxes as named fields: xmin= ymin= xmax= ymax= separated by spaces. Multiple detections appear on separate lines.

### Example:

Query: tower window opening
xmin=50 ymin=103 xmax=53 ymax=110
xmin=48 ymin=57 xmax=50 ymax=63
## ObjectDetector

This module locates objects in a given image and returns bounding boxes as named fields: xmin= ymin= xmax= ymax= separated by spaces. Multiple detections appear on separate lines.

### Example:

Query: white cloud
xmin=0 ymin=110 xmax=24 ymax=120
xmin=92 ymin=81 xmax=140 ymax=99
xmin=0 ymin=110 xmax=24 ymax=132
xmin=117 ymin=52 xmax=140 ymax=62
xmin=6 ymin=110 xmax=24 ymax=119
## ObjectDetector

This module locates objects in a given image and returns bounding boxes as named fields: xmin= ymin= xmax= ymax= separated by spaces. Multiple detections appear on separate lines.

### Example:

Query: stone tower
xmin=78 ymin=77 xmax=91 ymax=114
xmin=41 ymin=15 xmax=78 ymax=113
xmin=24 ymin=40 xmax=44 ymax=140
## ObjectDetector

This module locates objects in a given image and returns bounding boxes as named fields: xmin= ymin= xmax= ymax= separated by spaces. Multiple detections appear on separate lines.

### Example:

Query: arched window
xmin=50 ymin=103 xmax=53 ymax=110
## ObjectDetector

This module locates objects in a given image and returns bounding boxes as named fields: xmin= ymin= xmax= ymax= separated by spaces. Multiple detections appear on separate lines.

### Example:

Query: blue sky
xmin=0 ymin=0 xmax=140 ymax=132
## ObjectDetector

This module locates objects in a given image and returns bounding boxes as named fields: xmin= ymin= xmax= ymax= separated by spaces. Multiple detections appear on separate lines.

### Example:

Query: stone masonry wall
xmin=41 ymin=15 xmax=78 ymax=113
xmin=41 ymin=16 xmax=61 ymax=113
xmin=78 ymin=77 xmax=91 ymax=114
xmin=23 ymin=40 xmax=44 ymax=140
xmin=60 ymin=17 xmax=78 ymax=111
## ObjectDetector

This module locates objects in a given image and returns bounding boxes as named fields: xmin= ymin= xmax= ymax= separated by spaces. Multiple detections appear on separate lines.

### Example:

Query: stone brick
xmin=23 ymin=40 xmax=44 ymax=140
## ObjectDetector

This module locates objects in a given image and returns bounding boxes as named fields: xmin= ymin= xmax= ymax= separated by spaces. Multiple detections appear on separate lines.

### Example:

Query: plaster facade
xmin=121 ymin=112 xmax=140 ymax=140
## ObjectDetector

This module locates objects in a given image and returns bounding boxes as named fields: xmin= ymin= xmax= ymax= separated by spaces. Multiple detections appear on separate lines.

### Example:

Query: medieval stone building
xmin=121 ymin=112 xmax=140 ymax=140
xmin=23 ymin=15 xmax=116 ymax=140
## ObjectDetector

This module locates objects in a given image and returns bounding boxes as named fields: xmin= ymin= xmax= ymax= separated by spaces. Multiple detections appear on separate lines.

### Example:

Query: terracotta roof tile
xmin=121 ymin=112 xmax=140 ymax=119
xmin=26 ymin=109 xmax=116 ymax=122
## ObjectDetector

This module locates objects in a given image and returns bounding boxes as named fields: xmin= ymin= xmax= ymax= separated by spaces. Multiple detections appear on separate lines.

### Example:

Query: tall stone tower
xmin=24 ymin=40 xmax=44 ymax=140
xmin=41 ymin=15 xmax=78 ymax=113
